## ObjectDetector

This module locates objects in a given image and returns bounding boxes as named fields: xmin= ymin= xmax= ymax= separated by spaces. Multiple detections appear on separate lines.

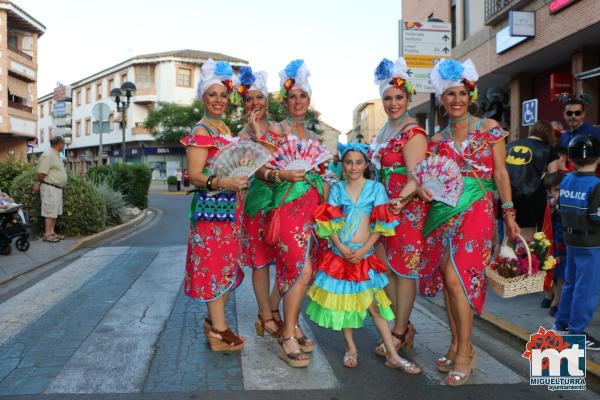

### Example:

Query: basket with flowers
xmin=487 ymin=233 xmax=548 ymax=298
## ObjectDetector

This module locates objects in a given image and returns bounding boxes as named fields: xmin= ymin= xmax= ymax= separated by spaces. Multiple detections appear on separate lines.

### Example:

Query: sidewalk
xmin=0 ymin=210 xmax=148 ymax=285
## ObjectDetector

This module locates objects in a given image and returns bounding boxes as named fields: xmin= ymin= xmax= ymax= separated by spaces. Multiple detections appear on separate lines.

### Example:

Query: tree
xmin=144 ymin=95 xmax=322 ymax=144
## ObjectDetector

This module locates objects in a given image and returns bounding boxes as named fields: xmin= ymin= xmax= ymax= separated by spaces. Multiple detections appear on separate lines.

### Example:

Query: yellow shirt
xmin=37 ymin=149 xmax=68 ymax=187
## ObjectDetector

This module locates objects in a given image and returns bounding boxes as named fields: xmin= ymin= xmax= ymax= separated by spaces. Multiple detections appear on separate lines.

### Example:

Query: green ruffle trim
xmin=305 ymin=300 xmax=394 ymax=331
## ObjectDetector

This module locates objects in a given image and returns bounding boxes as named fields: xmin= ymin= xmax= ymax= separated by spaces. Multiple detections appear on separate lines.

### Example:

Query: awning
xmin=575 ymin=67 xmax=600 ymax=80
xmin=7 ymin=76 xmax=30 ymax=98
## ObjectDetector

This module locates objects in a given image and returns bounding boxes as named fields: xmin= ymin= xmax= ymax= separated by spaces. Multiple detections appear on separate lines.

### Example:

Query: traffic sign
xmin=400 ymin=20 xmax=452 ymax=93
xmin=92 ymin=103 xmax=111 ymax=122
xmin=522 ymin=99 xmax=538 ymax=126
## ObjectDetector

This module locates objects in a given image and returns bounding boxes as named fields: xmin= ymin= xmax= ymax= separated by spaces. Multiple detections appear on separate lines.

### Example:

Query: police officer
xmin=553 ymin=135 xmax=600 ymax=350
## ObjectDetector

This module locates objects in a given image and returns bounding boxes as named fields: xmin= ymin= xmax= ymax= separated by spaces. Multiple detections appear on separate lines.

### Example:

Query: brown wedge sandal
xmin=295 ymin=324 xmax=314 ymax=353
xmin=277 ymin=336 xmax=311 ymax=368
xmin=255 ymin=314 xmax=282 ymax=338
xmin=375 ymin=321 xmax=416 ymax=357
xmin=436 ymin=347 xmax=457 ymax=373
xmin=207 ymin=327 xmax=244 ymax=352
xmin=446 ymin=350 xmax=477 ymax=387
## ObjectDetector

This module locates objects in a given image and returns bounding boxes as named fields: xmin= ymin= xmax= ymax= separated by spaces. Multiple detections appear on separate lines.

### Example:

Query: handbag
xmin=265 ymin=183 xmax=294 ymax=246
xmin=192 ymin=191 xmax=237 ymax=222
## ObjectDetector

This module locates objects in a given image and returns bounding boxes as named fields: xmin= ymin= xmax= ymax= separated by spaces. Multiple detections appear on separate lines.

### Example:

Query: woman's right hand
xmin=417 ymin=187 xmax=433 ymax=202
xmin=221 ymin=176 xmax=248 ymax=192
xmin=338 ymin=244 xmax=354 ymax=261
xmin=280 ymin=169 xmax=306 ymax=183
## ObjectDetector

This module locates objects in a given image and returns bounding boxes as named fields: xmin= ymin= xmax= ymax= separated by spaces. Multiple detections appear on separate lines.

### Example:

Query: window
xmin=40 ymin=103 xmax=44 ymax=117
xmin=49 ymin=100 xmax=53 ymax=113
xmin=7 ymin=30 xmax=17 ymax=50
xmin=8 ymin=76 xmax=33 ymax=108
xmin=76 ymin=90 xmax=81 ymax=107
xmin=109 ymin=112 xmax=114 ymax=130
xmin=76 ymin=120 xmax=81 ymax=137
xmin=85 ymin=86 xmax=91 ymax=103
xmin=85 ymin=118 xmax=91 ymax=135
xmin=96 ymin=82 xmax=103 ymax=100
xmin=135 ymin=64 xmax=155 ymax=89
xmin=108 ymin=78 xmax=115 ymax=96
xmin=121 ymin=72 xmax=128 ymax=85
xmin=40 ymin=128 xmax=44 ymax=143
xmin=463 ymin=0 xmax=471 ymax=39
xmin=49 ymin=127 xmax=53 ymax=139
xmin=176 ymin=67 xmax=192 ymax=87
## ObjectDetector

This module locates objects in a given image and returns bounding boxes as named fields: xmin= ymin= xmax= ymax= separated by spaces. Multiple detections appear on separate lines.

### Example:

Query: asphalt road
xmin=0 ymin=194 xmax=597 ymax=400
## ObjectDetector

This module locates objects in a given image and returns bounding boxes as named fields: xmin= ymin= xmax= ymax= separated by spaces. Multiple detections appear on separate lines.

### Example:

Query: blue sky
xmin=21 ymin=0 xmax=403 ymax=133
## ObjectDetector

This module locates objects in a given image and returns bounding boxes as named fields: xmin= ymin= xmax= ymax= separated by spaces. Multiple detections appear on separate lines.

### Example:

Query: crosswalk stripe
xmin=0 ymin=247 xmax=129 ymax=347
xmin=45 ymin=246 xmax=185 ymax=394
xmin=235 ymin=270 xmax=340 ymax=390
xmin=409 ymin=301 xmax=525 ymax=385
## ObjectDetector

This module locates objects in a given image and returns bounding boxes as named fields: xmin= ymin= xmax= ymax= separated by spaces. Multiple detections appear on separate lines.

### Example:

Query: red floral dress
xmin=180 ymin=128 xmax=244 ymax=302
xmin=419 ymin=125 xmax=507 ymax=315
xmin=371 ymin=125 xmax=430 ymax=279
xmin=259 ymin=125 xmax=324 ymax=295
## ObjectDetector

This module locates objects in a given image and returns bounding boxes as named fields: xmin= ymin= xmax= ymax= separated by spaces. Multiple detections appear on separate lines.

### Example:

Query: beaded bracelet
xmin=502 ymin=207 xmax=516 ymax=219
xmin=273 ymin=170 xmax=282 ymax=185
xmin=501 ymin=201 xmax=514 ymax=209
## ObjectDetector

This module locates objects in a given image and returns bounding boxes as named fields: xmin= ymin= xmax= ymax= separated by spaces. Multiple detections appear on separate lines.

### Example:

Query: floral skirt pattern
xmin=383 ymin=199 xmax=430 ymax=278
xmin=184 ymin=202 xmax=244 ymax=302
xmin=272 ymin=187 xmax=320 ymax=295
xmin=241 ymin=211 xmax=275 ymax=270
xmin=419 ymin=197 xmax=494 ymax=315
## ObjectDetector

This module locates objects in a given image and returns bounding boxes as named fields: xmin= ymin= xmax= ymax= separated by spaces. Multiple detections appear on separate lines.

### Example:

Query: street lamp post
xmin=110 ymin=81 xmax=136 ymax=163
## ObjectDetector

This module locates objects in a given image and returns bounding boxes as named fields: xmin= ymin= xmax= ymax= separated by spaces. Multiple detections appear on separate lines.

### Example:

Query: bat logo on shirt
xmin=506 ymin=145 xmax=533 ymax=165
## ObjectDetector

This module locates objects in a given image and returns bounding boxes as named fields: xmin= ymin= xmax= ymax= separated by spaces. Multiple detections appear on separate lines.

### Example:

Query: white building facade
xmin=36 ymin=49 xmax=247 ymax=176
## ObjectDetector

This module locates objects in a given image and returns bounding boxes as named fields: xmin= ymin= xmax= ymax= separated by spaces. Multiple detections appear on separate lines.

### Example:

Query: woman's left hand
xmin=505 ymin=217 xmax=521 ymax=241
xmin=389 ymin=198 xmax=405 ymax=214
xmin=348 ymin=246 xmax=368 ymax=264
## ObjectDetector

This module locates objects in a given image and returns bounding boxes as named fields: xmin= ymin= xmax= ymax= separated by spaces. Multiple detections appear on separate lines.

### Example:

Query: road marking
xmin=0 ymin=247 xmax=129 ymax=347
xmin=45 ymin=246 xmax=185 ymax=394
xmin=235 ymin=271 xmax=339 ymax=390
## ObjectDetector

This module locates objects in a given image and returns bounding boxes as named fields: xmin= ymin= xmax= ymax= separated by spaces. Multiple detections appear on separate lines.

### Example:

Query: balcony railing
xmin=8 ymin=45 xmax=33 ymax=61
xmin=485 ymin=0 xmax=533 ymax=24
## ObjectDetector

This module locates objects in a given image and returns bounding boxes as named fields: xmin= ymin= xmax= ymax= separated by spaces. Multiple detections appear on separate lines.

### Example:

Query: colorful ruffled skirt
xmin=306 ymin=243 xmax=394 ymax=330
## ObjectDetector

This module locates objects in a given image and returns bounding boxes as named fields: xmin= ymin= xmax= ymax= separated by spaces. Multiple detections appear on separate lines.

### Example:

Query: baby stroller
xmin=0 ymin=203 xmax=30 ymax=255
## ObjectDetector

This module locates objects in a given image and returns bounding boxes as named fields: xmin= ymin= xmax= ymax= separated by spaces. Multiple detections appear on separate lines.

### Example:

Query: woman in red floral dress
xmin=370 ymin=58 xmax=430 ymax=357
xmin=258 ymin=59 xmax=325 ymax=367
xmin=420 ymin=58 xmax=520 ymax=386
xmin=236 ymin=66 xmax=282 ymax=339
xmin=181 ymin=59 xmax=247 ymax=352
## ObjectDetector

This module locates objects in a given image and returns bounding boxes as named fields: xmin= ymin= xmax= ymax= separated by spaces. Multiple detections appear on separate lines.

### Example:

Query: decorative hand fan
xmin=413 ymin=155 xmax=463 ymax=207
xmin=268 ymin=137 xmax=332 ymax=171
xmin=208 ymin=139 xmax=272 ymax=193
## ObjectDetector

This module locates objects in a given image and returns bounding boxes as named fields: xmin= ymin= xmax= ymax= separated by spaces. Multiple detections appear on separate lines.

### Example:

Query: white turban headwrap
xmin=429 ymin=58 xmax=479 ymax=102
xmin=374 ymin=57 xmax=414 ymax=98
xmin=279 ymin=59 xmax=312 ymax=98
xmin=237 ymin=66 xmax=268 ymax=97
xmin=197 ymin=58 xmax=239 ymax=99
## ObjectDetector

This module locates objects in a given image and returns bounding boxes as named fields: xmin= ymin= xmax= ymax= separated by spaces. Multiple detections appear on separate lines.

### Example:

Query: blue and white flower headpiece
xmin=338 ymin=141 xmax=369 ymax=160
xmin=429 ymin=58 xmax=479 ymax=103
xmin=236 ymin=66 xmax=268 ymax=98
xmin=279 ymin=59 xmax=312 ymax=99
xmin=374 ymin=57 xmax=416 ymax=99
xmin=197 ymin=58 xmax=240 ymax=99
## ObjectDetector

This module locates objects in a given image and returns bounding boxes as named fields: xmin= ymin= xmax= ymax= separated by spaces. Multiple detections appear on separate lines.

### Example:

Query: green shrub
xmin=0 ymin=160 xmax=33 ymax=193
xmin=87 ymin=163 xmax=151 ymax=209
xmin=94 ymin=181 xmax=126 ymax=225
xmin=10 ymin=170 xmax=106 ymax=235
xmin=166 ymin=175 xmax=177 ymax=185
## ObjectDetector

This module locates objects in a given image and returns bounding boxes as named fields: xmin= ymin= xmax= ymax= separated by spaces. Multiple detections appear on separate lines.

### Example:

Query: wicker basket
xmin=486 ymin=234 xmax=546 ymax=298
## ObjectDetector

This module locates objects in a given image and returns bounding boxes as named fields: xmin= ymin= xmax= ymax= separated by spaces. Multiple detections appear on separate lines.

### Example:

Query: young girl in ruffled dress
xmin=306 ymin=142 xmax=421 ymax=374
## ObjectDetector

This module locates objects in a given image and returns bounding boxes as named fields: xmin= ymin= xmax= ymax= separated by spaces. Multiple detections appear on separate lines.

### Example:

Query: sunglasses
xmin=565 ymin=110 xmax=583 ymax=117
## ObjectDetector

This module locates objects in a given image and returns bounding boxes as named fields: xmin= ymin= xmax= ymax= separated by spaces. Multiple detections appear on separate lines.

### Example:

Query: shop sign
xmin=549 ymin=0 xmax=580 ymax=14
xmin=509 ymin=11 xmax=535 ymax=37
xmin=496 ymin=26 xmax=528 ymax=54
xmin=550 ymin=72 xmax=573 ymax=101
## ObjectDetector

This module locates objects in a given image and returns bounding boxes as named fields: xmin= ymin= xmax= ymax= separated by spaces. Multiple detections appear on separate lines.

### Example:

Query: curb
xmin=0 ymin=209 xmax=149 ymax=285
xmin=479 ymin=310 xmax=600 ymax=379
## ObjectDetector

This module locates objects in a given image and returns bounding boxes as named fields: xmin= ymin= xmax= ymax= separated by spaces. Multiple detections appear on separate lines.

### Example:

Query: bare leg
xmin=342 ymin=328 xmax=358 ymax=367
xmin=282 ymin=258 xmax=313 ymax=356
xmin=206 ymin=295 xmax=233 ymax=334
xmin=269 ymin=283 xmax=283 ymax=321
xmin=252 ymin=267 xmax=279 ymax=332
xmin=550 ymin=280 xmax=564 ymax=308
xmin=441 ymin=258 xmax=474 ymax=373
xmin=368 ymin=302 xmax=420 ymax=374
xmin=44 ymin=217 xmax=56 ymax=238
xmin=393 ymin=277 xmax=417 ymax=335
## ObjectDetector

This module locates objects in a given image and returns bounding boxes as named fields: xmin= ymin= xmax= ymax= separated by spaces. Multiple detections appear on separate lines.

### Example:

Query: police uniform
xmin=555 ymin=171 xmax=600 ymax=334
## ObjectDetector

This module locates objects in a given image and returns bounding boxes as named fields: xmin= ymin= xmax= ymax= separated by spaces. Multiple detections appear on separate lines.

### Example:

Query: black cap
xmin=568 ymin=134 xmax=600 ymax=160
